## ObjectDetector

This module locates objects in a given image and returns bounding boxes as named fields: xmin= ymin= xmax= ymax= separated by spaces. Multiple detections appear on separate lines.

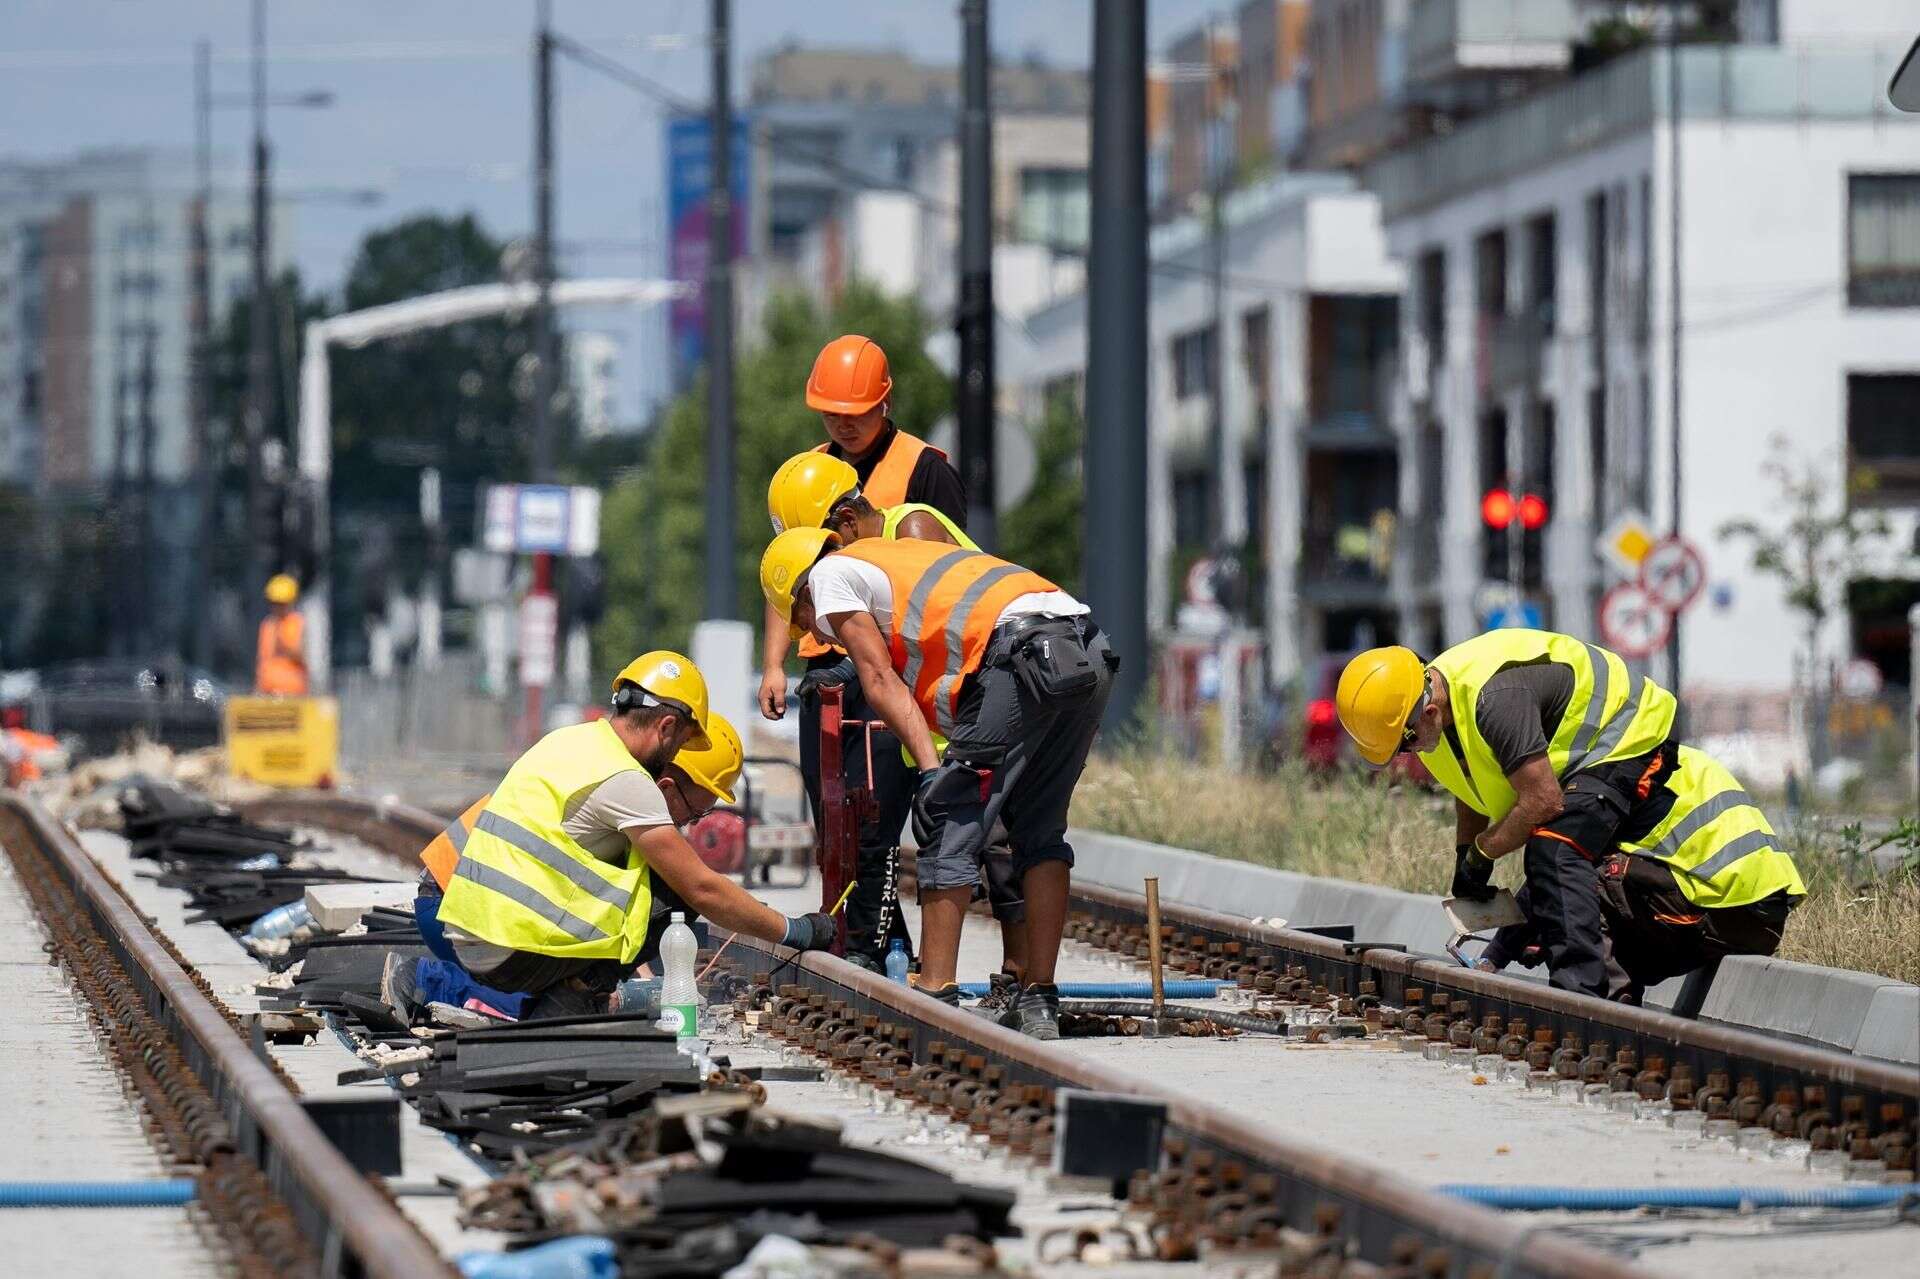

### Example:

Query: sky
xmin=3 ymin=0 xmax=1221 ymax=422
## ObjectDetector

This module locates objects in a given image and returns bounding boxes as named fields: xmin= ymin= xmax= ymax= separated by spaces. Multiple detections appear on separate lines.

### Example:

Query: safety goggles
xmin=822 ymin=485 xmax=863 ymax=529
xmin=611 ymin=684 xmax=696 ymax=724
xmin=1398 ymin=675 xmax=1432 ymax=754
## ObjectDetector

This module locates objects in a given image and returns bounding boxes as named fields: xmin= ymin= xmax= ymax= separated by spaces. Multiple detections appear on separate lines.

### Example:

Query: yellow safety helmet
xmin=768 ymin=451 xmax=859 ymax=534
xmin=671 ymin=712 xmax=742 ymax=805
xmin=610 ymin=650 xmax=712 ymax=750
xmin=760 ymin=527 xmax=837 ymax=639
xmin=1335 ymin=646 xmax=1427 ymax=767
xmin=265 ymin=573 xmax=299 ymax=605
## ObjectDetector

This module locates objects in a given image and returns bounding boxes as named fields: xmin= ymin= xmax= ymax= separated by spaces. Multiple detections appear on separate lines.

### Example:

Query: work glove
xmin=795 ymin=657 xmax=857 ymax=704
xmin=1450 ymin=841 xmax=1498 ymax=903
xmin=910 ymin=771 xmax=941 ymax=850
xmin=781 ymin=911 xmax=839 ymax=952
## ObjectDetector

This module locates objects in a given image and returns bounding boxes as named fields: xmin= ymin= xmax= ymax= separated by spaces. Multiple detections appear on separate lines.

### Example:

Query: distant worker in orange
xmin=256 ymin=574 xmax=310 ymax=696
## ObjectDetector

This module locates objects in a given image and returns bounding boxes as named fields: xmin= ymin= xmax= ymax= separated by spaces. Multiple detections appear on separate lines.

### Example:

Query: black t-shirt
xmin=826 ymin=421 xmax=968 ymax=530
xmin=1473 ymin=660 xmax=1576 ymax=775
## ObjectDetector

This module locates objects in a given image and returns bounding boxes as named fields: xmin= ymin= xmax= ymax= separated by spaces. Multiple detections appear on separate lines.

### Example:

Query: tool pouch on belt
xmin=1011 ymin=624 xmax=1098 ymax=702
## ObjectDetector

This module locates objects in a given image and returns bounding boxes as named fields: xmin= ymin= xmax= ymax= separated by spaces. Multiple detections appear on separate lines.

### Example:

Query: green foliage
xmin=998 ymin=389 xmax=1083 ymax=591
xmin=595 ymin=281 xmax=951 ymax=663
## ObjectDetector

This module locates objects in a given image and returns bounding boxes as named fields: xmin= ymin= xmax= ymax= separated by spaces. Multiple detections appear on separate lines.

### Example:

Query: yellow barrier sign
xmin=225 ymin=695 xmax=339 ymax=789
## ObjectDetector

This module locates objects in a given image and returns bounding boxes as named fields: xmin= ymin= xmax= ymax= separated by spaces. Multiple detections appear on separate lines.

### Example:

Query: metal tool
xmin=1442 ymin=889 xmax=1525 ymax=968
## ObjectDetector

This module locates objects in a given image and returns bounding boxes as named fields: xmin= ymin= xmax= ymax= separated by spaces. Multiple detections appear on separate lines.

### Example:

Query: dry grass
xmin=1072 ymin=752 xmax=1920 ymax=985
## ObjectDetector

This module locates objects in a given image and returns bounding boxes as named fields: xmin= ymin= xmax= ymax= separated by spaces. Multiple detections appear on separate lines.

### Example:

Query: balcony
xmin=1300 ymin=520 xmax=1394 ymax=607
xmin=1406 ymin=0 xmax=1576 ymax=87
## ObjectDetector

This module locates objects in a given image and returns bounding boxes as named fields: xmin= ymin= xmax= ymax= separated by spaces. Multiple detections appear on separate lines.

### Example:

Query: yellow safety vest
xmin=1622 ymin=746 xmax=1805 ymax=908
xmin=438 ymin=720 xmax=656 ymax=962
xmin=1419 ymin=629 xmax=1675 ymax=822
xmin=882 ymin=502 xmax=976 ymax=549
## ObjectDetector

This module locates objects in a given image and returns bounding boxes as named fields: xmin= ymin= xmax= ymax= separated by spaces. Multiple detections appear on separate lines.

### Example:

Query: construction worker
xmin=761 ymin=528 xmax=1117 ymax=1039
xmin=764 ymin=451 xmax=1030 ymax=991
xmin=409 ymin=652 xmax=836 ymax=1021
xmin=256 ymin=574 xmax=309 ymax=695
xmin=756 ymin=335 xmax=967 ymax=968
xmin=1335 ymin=632 xmax=1805 ymax=1002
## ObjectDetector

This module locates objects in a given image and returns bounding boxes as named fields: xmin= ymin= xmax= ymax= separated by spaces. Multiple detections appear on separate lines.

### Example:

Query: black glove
xmin=910 ymin=771 xmax=940 ymax=850
xmin=795 ymin=657 xmax=857 ymax=703
xmin=781 ymin=911 xmax=838 ymax=952
xmin=1450 ymin=841 xmax=1498 ymax=902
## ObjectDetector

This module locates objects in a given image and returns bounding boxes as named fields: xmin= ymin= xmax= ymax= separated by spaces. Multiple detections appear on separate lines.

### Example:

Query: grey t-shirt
xmin=1473 ymin=661 xmax=1576 ymax=775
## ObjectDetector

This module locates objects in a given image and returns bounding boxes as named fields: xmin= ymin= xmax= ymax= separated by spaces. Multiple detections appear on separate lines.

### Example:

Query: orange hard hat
xmin=806 ymin=335 xmax=892 ymax=415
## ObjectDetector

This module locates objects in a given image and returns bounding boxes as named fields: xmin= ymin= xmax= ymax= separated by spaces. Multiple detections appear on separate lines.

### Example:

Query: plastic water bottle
xmin=885 ymin=939 xmax=911 ymax=986
xmin=656 ymin=913 xmax=699 ymax=1039
xmin=248 ymin=901 xmax=314 ymax=941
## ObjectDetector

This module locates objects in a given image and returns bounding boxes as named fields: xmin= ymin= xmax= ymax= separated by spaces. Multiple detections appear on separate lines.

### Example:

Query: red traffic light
xmin=1517 ymin=493 xmax=1549 ymax=530
xmin=1480 ymin=488 xmax=1514 ymax=528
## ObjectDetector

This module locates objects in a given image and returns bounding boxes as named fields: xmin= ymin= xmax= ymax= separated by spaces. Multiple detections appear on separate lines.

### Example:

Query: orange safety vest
xmin=421 ymin=795 xmax=489 ymax=890
xmin=255 ymin=611 xmax=309 ymax=695
xmin=831 ymin=539 xmax=1055 ymax=735
xmin=800 ymin=428 xmax=948 ymax=659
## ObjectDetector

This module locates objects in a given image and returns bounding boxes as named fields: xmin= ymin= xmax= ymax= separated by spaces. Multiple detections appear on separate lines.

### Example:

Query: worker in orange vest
xmin=761 ymin=528 xmax=1118 ymax=1040
xmin=755 ymin=335 xmax=968 ymax=972
xmin=255 ymin=574 xmax=309 ymax=696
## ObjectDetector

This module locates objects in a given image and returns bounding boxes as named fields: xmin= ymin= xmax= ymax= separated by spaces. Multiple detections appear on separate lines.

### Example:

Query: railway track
xmin=0 ymin=793 xmax=451 ymax=1279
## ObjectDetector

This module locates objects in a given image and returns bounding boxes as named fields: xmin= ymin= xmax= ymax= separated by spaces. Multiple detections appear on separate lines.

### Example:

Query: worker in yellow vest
xmin=1336 ymin=632 xmax=1805 ymax=1002
xmin=761 ymin=527 xmax=1117 ymax=1040
xmin=761 ymin=450 xmax=1030 ymax=990
xmin=255 ymin=574 xmax=309 ymax=695
xmin=421 ymin=651 xmax=835 ymax=1020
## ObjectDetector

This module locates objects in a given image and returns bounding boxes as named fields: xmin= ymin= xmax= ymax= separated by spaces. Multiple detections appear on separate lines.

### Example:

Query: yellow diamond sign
xmin=1596 ymin=510 xmax=1656 ymax=579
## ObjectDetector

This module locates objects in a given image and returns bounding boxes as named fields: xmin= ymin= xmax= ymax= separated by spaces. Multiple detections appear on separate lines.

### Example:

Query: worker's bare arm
xmin=1453 ymin=801 xmax=1490 ymax=846
xmin=759 ymin=599 xmax=792 ymax=720
xmin=634 ymin=825 xmax=787 ymax=942
xmin=893 ymin=510 xmax=956 ymax=544
xmin=1476 ymin=755 xmax=1564 ymax=858
xmin=829 ymin=610 xmax=941 ymax=769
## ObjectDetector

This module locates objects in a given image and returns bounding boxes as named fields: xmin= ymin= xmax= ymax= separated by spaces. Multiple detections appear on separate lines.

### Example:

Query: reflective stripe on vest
xmin=419 ymin=795 xmax=486 ymax=891
xmin=1621 ymin=746 xmax=1805 ymax=909
xmin=882 ymin=501 xmax=976 ymax=549
xmin=437 ymin=719 xmax=655 ymax=962
xmin=1418 ymin=629 xmax=1676 ymax=822
xmin=834 ymin=539 xmax=1057 ymax=734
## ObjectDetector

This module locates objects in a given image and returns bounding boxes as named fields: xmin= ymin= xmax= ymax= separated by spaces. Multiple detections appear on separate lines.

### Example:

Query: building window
xmin=1847 ymin=373 xmax=1920 ymax=505
xmin=1241 ymin=305 xmax=1271 ymax=427
xmin=1417 ymin=248 xmax=1445 ymax=362
xmin=1848 ymin=174 xmax=1920 ymax=307
xmin=1171 ymin=468 xmax=1212 ymax=548
xmin=1170 ymin=325 xmax=1217 ymax=401
xmin=1015 ymin=167 xmax=1088 ymax=250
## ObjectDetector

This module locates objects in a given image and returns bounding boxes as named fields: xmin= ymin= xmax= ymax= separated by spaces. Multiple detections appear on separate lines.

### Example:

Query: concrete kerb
xmin=1066 ymin=827 xmax=1919 ymax=1063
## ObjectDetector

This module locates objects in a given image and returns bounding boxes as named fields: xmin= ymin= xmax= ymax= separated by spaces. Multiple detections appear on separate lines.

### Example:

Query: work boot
xmin=921 ymin=983 xmax=963 ymax=1008
xmin=1008 ymin=983 xmax=1060 ymax=1041
xmin=379 ymin=951 xmax=423 ymax=1024
xmin=980 ymin=971 xmax=1020 ymax=1021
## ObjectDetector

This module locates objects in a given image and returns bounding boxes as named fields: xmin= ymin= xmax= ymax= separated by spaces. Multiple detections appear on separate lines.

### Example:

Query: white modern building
xmin=1367 ymin=24 xmax=1920 ymax=709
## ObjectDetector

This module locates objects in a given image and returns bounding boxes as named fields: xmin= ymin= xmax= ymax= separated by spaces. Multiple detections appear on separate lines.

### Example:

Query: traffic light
xmin=1480 ymin=487 xmax=1515 ymax=528
xmin=1481 ymin=487 xmax=1550 ymax=530
xmin=1517 ymin=493 xmax=1549 ymax=531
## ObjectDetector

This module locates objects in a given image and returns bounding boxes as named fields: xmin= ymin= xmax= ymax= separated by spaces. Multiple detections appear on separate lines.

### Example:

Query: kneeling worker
xmin=427 ymin=651 xmax=836 ymax=1019
xmin=1336 ymin=632 xmax=1804 ymax=1002
xmin=760 ymin=528 xmax=1117 ymax=1040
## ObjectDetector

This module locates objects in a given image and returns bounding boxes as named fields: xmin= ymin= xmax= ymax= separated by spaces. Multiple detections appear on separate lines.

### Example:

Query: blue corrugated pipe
xmin=958 ymin=980 xmax=1222 ymax=999
xmin=0 ymin=1179 xmax=197 ymax=1207
xmin=1440 ymin=1184 xmax=1920 ymax=1212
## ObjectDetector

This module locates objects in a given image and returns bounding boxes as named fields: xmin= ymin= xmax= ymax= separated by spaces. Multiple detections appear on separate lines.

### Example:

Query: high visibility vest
xmin=437 ymin=720 xmax=656 ymax=962
xmin=1621 ymin=746 xmax=1805 ymax=908
xmin=255 ymin=612 xmax=308 ymax=695
xmin=420 ymin=795 xmax=488 ymax=891
xmin=800 ymin=428 xmax=950 ymax=659
xmin=1419 ymin=629 xmax=1676 ymax=822
xmin=881 ymin=501 xmax=976 ymax=549
xmin=833 ymin=539 xmax=1057 ymax=735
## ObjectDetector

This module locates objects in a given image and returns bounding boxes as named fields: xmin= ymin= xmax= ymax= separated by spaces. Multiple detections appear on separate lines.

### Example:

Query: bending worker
xmin=1337 ymin=631 xmax=1804 ymax=1002
xmin=765 ymin=449 xmax=1030 ymax=993
xmin=420 ymin=651 xmax=836 ymax=1020
xmin=757 ymin=334 xmax=968 ymax=971
xmin=761 ymin=527 xmax=1116 ymax=1040
xmin=256 ymin=574 xmax=309 ymax=696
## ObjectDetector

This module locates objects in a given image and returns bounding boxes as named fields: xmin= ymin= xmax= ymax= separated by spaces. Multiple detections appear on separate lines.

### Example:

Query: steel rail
xmin=0 ymin=793 xmax=453 ymax=1279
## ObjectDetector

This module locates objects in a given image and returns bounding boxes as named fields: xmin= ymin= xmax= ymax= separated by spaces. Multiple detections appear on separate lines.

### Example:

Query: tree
xmin=595 ymin=281 xmax=951 ymax=662
xmin=999 ymin=387 xmax=1084 ymax=591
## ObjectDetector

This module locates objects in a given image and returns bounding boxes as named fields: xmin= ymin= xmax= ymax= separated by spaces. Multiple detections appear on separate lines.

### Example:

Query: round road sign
xmin=1639 ymin=536 xmax=1706 ymax=613
xmin=1599 ymin=583 xmax=1672 ymax=659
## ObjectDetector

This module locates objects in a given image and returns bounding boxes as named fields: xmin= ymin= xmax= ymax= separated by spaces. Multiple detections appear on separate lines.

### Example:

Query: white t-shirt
xmin=808 ymin=556 xmax=1087 ymax=645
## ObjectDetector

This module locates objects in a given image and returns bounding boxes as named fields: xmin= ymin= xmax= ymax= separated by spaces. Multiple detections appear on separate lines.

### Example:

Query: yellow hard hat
xmin=1335 ymin=646 xmax=1427 ymax=767
xmin=768 ymin=451 xmax=859 ymax=534
xmin=671 ymin=712 xmax=742 ymax=805
xmin=610 ymin=650 xmax=712 ymax=750
xmin=265 ymin=573 xmax=299 ymax=605
xmin=760 ymin=527 xmax=836 ymax=637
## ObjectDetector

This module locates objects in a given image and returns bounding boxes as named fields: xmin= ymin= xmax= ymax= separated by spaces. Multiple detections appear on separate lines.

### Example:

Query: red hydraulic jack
xmin=815 ymin=685 xmax=878 ymax=959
